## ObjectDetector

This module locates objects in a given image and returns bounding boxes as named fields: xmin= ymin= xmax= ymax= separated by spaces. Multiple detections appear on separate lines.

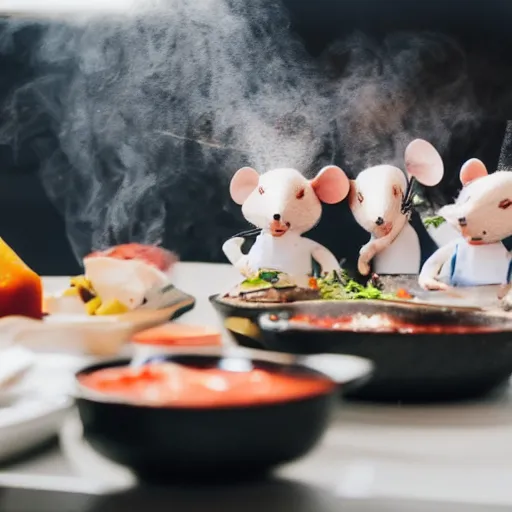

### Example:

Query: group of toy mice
xmin=222 ymin=138 xmax=512 ymax=293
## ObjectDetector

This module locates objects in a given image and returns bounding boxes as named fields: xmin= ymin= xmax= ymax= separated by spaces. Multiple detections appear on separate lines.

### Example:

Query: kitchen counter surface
xmin=2 ymin=263 xmax=512 ymax=511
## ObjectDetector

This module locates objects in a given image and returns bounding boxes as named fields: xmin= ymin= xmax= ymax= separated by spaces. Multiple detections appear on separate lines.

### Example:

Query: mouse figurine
xmin=222 ymin=166 xmax=350 ymax=282
xmin=349 ymin=139 xmax=444 ymax=276
xmin=419 ymin=159 xmax=512 ymax=290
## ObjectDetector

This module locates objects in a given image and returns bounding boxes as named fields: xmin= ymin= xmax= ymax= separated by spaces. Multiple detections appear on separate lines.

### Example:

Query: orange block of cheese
xmin=0 ymin=238 xmax=43 ymax=319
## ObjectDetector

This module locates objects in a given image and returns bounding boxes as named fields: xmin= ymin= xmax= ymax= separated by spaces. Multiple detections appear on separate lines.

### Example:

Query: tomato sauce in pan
xmin=289 ymin=313 xmax=505 ymax=334
xmin=78 ymin=363 xmax=335 ymax=408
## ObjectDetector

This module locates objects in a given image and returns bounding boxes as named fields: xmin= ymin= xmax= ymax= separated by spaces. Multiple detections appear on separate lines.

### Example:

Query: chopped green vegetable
xmin=259 ymin=270 xmax=281 ymax=283
xmin=317 ymin=271 xmax=395 ymax=301
xmin=423 ymin=215 xmax=446 ymax=229
xmin=239 ymin=268 xmax=295 ymax=291
xmin=239 ymin=276 xmax=273 ymax=291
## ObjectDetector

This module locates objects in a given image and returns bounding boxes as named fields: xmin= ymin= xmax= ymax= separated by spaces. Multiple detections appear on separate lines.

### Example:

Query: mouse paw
xmin=418 ymin=277 xmax=449 ymax=291
xmin=357 ymin=256 xmax=371 ymax=276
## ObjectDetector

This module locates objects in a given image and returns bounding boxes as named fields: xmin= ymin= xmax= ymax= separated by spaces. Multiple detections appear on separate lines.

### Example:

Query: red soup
xmin=289 ymin=313 xmax=504 ymax=334
xmin=78 ymin=362 xmax=335 ymax=408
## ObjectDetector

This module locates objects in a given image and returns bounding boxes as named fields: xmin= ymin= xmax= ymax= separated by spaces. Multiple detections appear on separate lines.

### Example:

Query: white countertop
xmin=2 ymin=263 xmax=512 ymax=510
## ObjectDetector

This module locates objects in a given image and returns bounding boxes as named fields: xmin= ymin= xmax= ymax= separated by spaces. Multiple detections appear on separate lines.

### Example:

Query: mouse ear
xmin=311 ymin=166 xmax=350 ymax=204
xmin=230 ymin=167 xmax=260 ymax=205
xmin=404 ymin=139 xmax=444 ymax=186
xmin=460 ymin=158 xmax=488 ymax=186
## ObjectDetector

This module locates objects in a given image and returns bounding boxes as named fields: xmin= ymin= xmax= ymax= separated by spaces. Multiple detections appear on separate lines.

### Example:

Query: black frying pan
xmin=74 ymin=351 xmax=372 ymax=482
xmin=211 ymin=294 xmax=512 ymax=403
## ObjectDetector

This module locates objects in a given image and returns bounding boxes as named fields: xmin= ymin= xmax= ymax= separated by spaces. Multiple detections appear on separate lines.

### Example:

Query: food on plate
xmin=315 ymin=270 xmax=411 ymax=301
xmin=78 ymin=362 xmax=335 ymax=408
xmin=63 ymin=275 xmax=130 ymax=316
xmin=87 ymin=244 xmax=177 ymax=274
xmin=132 ymin=323 xmax=222 ymax=347
xmin=288 ymin=313 xmax=501 ymax=334
xmin=0 ymin=238 xmax=43 ymax=319
xmin=227 ymin=269 xmax=320 ymax=303
xmin=223 ymin=269 xmax=415 ymax=304
xmin=47 ymin=244 xmax=179 ymax=316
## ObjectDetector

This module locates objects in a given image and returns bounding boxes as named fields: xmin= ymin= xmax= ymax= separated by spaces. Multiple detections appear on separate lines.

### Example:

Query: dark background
xmin=0 ymin=0 xmax=511 ymax=275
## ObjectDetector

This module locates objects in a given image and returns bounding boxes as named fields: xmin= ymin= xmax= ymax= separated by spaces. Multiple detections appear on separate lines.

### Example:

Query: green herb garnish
xmin=423 ymin=215 xmax=446 ymax=229
xmin=259 ymin=270 xmax=280 ymax=283
xmin=239 ymin=269 xmax=295 ymax=291
xmin=317 ymin=271 xmax=394 ymax=301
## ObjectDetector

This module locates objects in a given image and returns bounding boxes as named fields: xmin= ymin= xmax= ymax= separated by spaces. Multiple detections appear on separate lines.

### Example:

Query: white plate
xmin=0 ymin=353 xmax=89 ymax=463
xmin=0 ymin=291 xmax=194 ymax=357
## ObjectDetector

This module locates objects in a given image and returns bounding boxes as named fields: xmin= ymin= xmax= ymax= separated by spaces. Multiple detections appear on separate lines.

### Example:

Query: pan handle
xmin=295 ymin=353 xmax=373 ymax=387
xmin=224 ymin=316 xmax=263 ymax=342
xmin=221 ymin=318 xmax=374 ymax=386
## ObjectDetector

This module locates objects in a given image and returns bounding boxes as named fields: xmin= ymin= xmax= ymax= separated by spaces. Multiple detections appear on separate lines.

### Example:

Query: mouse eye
xmin=392 ymin=186 xmax=401 ymax=198
xmin=296 ymin=188 xmax=305 ymax=199
xmin=357 ymin=192 xmax=364 ymax=203
xmin=499 ymin=199 xmax=512 ymax=209
xmin=258 ymin=187 xmax=264 ymax=195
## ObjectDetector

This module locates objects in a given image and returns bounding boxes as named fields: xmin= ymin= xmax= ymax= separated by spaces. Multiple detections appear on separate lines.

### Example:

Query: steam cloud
xmin=0 ymin=1 xmax=502 ymax=262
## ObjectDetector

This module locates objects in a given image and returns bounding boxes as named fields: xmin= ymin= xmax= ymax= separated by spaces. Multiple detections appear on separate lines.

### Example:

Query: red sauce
xmin=290 ymin=313 xmax=505 ymax=334
xmin=396 ymin=288 xmax=413 ymax=299
xmin=78 ymin=363 xmax=335 ymax=408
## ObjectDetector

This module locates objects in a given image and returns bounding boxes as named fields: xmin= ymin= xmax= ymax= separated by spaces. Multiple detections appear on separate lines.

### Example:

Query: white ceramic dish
xmin=0 ymin=353 xmax=88 ymax=463
xmin=0 ymin=289 xmax=195 ymax=357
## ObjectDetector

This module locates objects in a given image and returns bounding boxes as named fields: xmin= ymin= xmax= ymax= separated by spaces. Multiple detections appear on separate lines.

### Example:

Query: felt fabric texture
xmin=348 ymin=165 xmax=408 ymax=235
xmin=246 ymin=232 xmax=323 ymax=276
xmin=439 ymin=170 xmax=512 ymax=245
xmin=439 ymin=239 xmax=512 ymax=287
xmin=419 ymin=160 xmax=512 ymax=289
xmin=348 ymin=139 xmax=444 ymax=276
xmin=372 ymin=222 xmax=421 ymax=275
xmin=224 ymin=166 xmax=347 ymax=278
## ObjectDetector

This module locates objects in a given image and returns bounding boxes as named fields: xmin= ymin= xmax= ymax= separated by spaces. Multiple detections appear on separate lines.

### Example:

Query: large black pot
xmin=211 ymin=294 xmax=512 ymax=403
xmin=74 ymin=352 xmax=371 ymax=482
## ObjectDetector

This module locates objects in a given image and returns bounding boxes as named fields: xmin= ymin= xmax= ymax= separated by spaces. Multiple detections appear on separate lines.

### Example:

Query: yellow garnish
xmin=95 ymin=299 xmax=129 ymax=316
xmin=85 ymin=296 xmax=102 ymax=315
xmin=63 ymin=287 xmax=79 ymax=297
xmin=70 ymin=275 xmax=94 ymax=291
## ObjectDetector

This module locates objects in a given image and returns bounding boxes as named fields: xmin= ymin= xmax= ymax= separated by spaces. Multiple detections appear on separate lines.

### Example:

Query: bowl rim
xmin=72 ymin=353 xmax=342 ymax=411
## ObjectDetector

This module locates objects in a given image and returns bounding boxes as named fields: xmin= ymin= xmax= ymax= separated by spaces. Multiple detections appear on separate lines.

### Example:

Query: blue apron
xmin=442 ymin=239 xmax=512 ymax=287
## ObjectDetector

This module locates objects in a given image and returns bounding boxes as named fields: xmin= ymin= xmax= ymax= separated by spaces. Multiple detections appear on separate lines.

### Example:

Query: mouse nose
xmin=458 ymin=217 xmax=467 ymax=227
xmin=375 ymin=217 xmax=384 ymax=226
xmin=273 ymin=214 xmax=281 ymax=221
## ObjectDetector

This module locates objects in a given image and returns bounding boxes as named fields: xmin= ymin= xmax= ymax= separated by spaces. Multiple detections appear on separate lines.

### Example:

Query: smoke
xmin=0 ymin=2 xmax=508 ymax=261
xmin=324 ymin=32 xmax=481 ymax=173
xmin=0 ymin=0 xmax=333 ymax=261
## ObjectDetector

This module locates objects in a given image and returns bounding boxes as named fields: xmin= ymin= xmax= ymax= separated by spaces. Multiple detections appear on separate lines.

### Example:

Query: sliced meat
xmin=241 ymin=287 xmax=320 ymax=303
xmin=86 ymin=244 xmax=178 ymax=272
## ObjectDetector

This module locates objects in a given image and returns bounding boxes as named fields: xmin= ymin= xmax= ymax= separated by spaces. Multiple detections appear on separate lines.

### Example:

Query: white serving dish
xmin=0 ymin=353 xmax=87 ymax=463
xmin=0 ymin=302 xmax=193 ymax=357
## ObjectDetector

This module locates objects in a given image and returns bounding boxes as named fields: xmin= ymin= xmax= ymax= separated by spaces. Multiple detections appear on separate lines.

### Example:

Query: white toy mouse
xmin=419 ymin=159 xmax=512 ymax=290
xmin=222 ymin=166 xmax=350 ymax=282
xmin=349 ymin=139 xmax=444 ymax=276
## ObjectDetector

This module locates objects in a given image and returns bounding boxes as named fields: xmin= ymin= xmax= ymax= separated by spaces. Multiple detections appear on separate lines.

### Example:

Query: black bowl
xmin=74 ymin=353 xmax=370 ymax=482
xmin=211 ymin=295 xmax=512 ymax=403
